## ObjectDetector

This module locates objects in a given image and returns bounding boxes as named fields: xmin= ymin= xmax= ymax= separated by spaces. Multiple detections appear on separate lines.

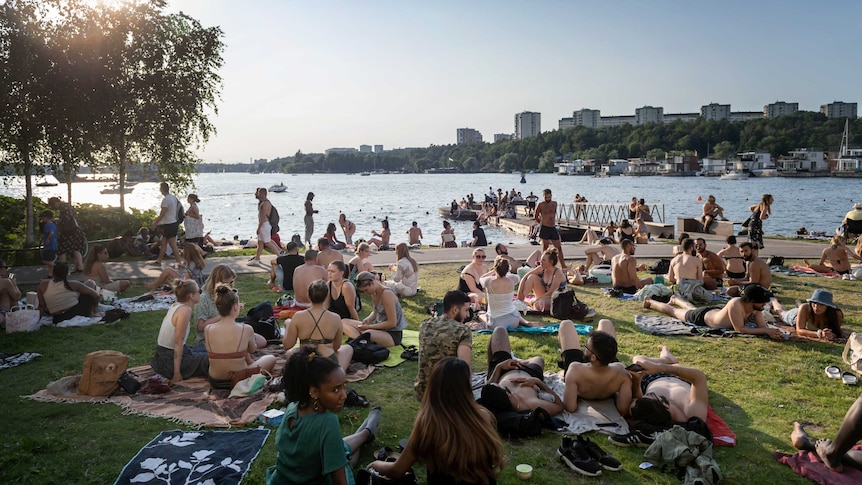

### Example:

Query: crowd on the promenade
xmin=8 ymin=183 xmax=862 ymax=483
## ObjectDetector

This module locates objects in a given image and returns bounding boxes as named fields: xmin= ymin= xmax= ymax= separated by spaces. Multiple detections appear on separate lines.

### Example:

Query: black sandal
xmin=400 ymin=345 xmax=419 ymax=361
xmin=345 ymin=388 xmax=369 ymax=407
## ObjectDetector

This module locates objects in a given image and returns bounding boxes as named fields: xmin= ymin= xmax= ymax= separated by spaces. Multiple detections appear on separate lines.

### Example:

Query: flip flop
xmin=825 ymin=366 xmax=841 ymax=379
xmin=842 ymin=372 xmax=859 ymax=386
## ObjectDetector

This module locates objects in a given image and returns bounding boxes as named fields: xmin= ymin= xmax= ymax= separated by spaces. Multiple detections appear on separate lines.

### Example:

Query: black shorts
xmin=160 ymin=222 xmax=179 ymax=239
xmin=41 ymin=249 xmax=57 ymax=262
xmin=388 ymin=330 xmax=403 ymax=346
xmin=640 ymin=372 xmax=687 ymax=395
xmin=488 ymin=350 xmax=543 ymax=381
xmin=558 ymin=349 xmax=588 ymax=376
xmin=838 ymin=269 xmax=850 ymax=275
xmin=684 ymin=307 xmax=719 ymax=327
xmin=726 ymin=270 xmax=745 ymax=279
xmin=614 ymin=285 xmax=638 ymax=295
xmin=539 ymin=225 xmax=560 ymax=241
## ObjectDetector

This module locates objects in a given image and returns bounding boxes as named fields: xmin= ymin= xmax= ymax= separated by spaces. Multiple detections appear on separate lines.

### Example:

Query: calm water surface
xmin=3 ymin=173 xmax=859 ymax=245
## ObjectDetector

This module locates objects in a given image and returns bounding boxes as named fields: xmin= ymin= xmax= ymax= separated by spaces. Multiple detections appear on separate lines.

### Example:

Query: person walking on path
xmin=534 ymin=188 xmax=567 ymax=270
xmin=250 ymin=188 xmax=281 ymax=266
xmin=150 ymin=183 xmax=183 ymax=268
xmin=47 ymin=197 xmax=87 ymax=273
xmin=305 ymin=192 xmax=318 ymax=247
xmin=183 ymin=194 xmax=204 ymax=246
xmin=747 ymin=193 xmax=773 ymax=250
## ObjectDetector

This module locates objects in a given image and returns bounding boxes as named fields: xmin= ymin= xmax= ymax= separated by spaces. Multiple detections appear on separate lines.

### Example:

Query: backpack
xmin=494 ymin=407 xmax=553 ymax=438
xmin=649 ymin=258 xmax=671 ymax=274
xmin=551 ymin=287 xmax=591 ymax=321
xmin=348 ymin=332 xmax=390 ymax=365
xmin=176 ymin=199 xmax=185 ymax=224
xmin=78 ymin=350 xmax=128 ymax=396
xmin=767 ymin=255 xmax=785 ymax=267
xmin=269 ymin=204 xmax=280 ymax=233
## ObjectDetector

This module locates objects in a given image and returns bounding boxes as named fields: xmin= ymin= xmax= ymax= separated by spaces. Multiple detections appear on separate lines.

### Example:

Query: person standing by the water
xmin=304 ymin=192 xmax=318 ymax=247
xmin=47 ymin=197 xmax=87 ymax=273
xmin=534 ymin=188 xmax=567 ymax=270
xmin=183 ymin=194 xmax=204 ymax=246
xmin=150 ymin=183 xmax=183 ymax=268
xmin=748 ymin=193 xmax=773 ymax=250
xmin=250 ymin=188 xmax=281 ymax=266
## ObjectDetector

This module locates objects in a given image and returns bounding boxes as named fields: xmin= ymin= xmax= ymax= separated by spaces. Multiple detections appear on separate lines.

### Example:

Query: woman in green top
xmin=267 ymin=346 xmax=380 ymax=485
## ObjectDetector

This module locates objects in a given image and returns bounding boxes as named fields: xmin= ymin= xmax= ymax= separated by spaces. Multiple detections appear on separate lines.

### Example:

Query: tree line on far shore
xmin=252 ymin=113 xmax=861 ymax=175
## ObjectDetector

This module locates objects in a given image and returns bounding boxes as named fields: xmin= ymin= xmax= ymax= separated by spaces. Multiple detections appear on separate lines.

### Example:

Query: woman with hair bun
xmin=517 ymin=247 xmax=566 ymax=313
xmin=480 ymin=256 xmax=535 ymax=328
xmin=204 ymin=283 xmax=277 ymax=389
xmin=283 ymin=279 xmax=353 ymax=371
xmin=266 ymin=346 xmax=380 ymax=484
xmin=150 ymin=279 xmax=208 ymax=383
xmin=368 ymin=357 xmax=503 ymax=484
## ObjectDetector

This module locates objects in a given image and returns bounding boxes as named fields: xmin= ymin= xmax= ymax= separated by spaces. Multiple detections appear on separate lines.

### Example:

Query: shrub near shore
xmin=1 ymin=259 xmax=858 ymax=483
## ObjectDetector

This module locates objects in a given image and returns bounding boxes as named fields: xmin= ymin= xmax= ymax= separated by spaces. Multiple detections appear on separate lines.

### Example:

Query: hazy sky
xmin=167 ymin=0 xmax=861 ymax=163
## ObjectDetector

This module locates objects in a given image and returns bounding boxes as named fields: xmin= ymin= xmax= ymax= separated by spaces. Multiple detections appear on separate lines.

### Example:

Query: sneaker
xmin=248 ymin=258 xmax=261 ymax=266
xmin=557 ymin=436 xmax=602 ymax=477
xmin=578 ymin=435 xmax=622 ymax=471
xmin=607 ymin=427 xmax=660 ymax=448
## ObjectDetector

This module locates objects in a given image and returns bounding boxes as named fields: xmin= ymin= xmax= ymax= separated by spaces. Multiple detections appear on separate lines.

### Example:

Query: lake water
xmin=3 ymin=172 xmax=858 ymax=245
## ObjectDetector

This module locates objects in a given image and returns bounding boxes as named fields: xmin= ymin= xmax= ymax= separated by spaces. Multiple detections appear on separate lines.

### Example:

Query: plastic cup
xmin=782 ymin=331 xmax=791 ymax=341
xmin=655 ymin=275 xmax=665 ymax=285
xmin=516 ymin=464 xmax=533 ymax=480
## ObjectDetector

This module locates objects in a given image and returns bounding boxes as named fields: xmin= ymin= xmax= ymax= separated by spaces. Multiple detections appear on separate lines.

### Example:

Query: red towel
xmin=707 ymin=405 xmax=736 ymax=447
xmin=773 ymin=445 xmax=862 ymax=485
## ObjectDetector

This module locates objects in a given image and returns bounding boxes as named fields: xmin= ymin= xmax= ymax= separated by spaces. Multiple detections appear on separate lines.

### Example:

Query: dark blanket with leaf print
xmin=114 ymin=429 xmax=269 ymax=485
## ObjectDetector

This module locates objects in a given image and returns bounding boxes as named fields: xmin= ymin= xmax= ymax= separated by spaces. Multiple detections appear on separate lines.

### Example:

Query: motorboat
xmin=36 ymin=181 xmax=58 ymax=187
xmin=268 ymin=183 xmax=287 ymax=193
xmin=359 ymin=172 xmax=371 ymax=176
xmin=719 ymin=171 xmax=749 ymax=180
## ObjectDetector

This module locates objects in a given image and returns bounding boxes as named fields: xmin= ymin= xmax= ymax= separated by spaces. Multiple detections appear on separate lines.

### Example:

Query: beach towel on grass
xmin=634 ymin=314 xmax=749 ymax=337
xmin=773 ymin=445 xmax=862 ymax=485
xmin=603 ymin=287 xmax=729 ymax=303
xmin=785 ymin=265 xmax=841 ymax=278
xmin=545 ymin=372 xmax=630 ymax=436
xmin=114 ymin=429 xmax=269 ymax=485
xmin=707 ymin=406 xmax=736 ymax=447
xmin=0 ymin=352 xmax=41 ymax=370
xmin=475 ymin=323 xmax=592 ymax=336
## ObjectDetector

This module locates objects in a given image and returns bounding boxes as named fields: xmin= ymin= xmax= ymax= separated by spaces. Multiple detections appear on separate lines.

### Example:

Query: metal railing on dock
xmin=556 ymin=203 xmax=665 ymax=227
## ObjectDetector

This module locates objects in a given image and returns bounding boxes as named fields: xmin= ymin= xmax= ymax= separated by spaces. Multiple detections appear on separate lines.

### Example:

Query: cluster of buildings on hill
xmin=455 ymin=101 xmax=859 ymax=145
xmin=324 ymin=145 xmax=385 ymax=155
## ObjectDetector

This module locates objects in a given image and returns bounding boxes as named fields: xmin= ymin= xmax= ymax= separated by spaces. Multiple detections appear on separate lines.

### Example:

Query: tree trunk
xmin=65 ymin=162 xmax=73 ymax=203
xmin=23 ymin=152 xmax=34 ymax=246
xmin=119 ymin=147 xmax=127 ymax=211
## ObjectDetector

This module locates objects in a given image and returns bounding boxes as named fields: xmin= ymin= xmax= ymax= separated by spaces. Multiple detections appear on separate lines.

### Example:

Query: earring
xmin=313 ymin=398 xmax=320 ymax=412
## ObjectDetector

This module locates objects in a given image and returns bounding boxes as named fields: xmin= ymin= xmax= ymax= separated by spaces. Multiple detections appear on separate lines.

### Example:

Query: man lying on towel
xmin=643 ymin=284 xmax=784 ymax=340
xmin=557 ymin=318 xmax=632 ymax=416
xmin=480 ymin=326 xmax=565 ymax=416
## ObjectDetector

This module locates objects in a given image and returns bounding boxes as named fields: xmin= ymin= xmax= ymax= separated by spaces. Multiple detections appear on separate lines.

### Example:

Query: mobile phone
xmin=626 ymin=363 xmax=644 ymax=372
xmin=7 ymin=273 xmax=15 ymax=280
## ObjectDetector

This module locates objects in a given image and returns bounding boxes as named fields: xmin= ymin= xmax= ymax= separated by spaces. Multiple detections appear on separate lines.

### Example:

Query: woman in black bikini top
xmin=283 ymin=279 xmax=354 ymax=370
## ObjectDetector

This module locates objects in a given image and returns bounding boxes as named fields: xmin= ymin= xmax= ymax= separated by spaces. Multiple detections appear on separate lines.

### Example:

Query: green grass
xmin=1 ymin=259 xmax=859 ymax=484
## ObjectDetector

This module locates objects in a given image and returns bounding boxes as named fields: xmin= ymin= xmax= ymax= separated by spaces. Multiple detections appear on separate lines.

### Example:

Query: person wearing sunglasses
xmin=458 ymin=248 xmax=489 ymax=308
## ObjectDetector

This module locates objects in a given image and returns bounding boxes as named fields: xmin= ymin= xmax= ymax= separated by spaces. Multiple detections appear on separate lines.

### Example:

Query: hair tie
xmin=307 ymin=352 xmax=317 ymax=362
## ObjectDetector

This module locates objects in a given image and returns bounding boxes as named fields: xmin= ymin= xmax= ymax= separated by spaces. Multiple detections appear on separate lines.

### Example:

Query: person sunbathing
xmin=803 ymin=235 xmax=858 ymax=275
xmin=145 ymin=244 xmax=206 ymax=289
xmin=771 ymin=289 xmax=849 ymax=341
xmin=517 ymin=248 xmax=566 ymax=313
xmin=83 ymin=244 xmax=131 ymax=293
xmin=282 ymin=279 xmax=353 ymax=371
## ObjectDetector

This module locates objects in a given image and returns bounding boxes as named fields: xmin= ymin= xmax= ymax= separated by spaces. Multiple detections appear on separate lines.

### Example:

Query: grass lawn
xmin=1 ymin=258 xmax=860 ymax=484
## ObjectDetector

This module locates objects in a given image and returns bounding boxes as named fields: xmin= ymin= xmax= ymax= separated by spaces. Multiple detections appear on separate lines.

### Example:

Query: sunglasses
xmin=474 ymin=255 xmax=486 ymax=259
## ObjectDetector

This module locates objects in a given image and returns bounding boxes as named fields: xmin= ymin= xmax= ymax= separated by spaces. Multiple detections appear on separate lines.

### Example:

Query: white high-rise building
xmin=456 ymin=128 xmax=483 ymax=144
xmin=359 ymin=144 xmax=372 ymax=153
xmin=700 ymin=103 xmax=731 ymax=121
xmin=764 ymin=101 xmax=798 ymax=118
xmin=821 ymin=101 xmax=858 ymax=119
xmin=494 ymin=133 xmax=514 ymax=142
xmin=374 ymin=145 xmax=384 ymax=153
xmin=635 ymin=106 xmax=664 ymax=125
xmin=515 ymin=111 xmax=541 ymax=139
xmin=559 ymin=109 xmax=600 ymax=129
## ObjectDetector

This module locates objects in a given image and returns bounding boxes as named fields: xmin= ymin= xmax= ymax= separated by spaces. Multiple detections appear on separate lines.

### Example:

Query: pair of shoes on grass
xmin=825 ymin=365 xmax=858 ymax=385
xmin=558 ymin=435 xmax=622 ymax=477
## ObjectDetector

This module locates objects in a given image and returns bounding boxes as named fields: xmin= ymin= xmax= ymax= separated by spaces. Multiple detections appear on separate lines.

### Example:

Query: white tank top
xmin=44 ymin=280 xmax=80 ymax=314
xmin=157 ymin=302 xmax=190 ymax=349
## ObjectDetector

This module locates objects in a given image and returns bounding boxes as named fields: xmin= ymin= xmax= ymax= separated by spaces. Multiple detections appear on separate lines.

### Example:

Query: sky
xmin=164 ymin=0 xmax=862 ymax=163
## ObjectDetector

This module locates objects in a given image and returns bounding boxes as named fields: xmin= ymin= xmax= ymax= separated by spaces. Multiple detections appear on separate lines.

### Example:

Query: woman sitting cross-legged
xmin=367 ymin=357 xmax=504 ymax=485
xmin=204 ymin=284 xmax=277 ymax=389
xmin=771 ymin=289 xmax=850 ymax=342
xmin=195 ymin=264 xmax=268 ymax=348
xmin=266 ymin=346 xmax=381 ymax=485
xmin=37 ymin=262 xmax=101 ymax=324
xmin=480 ymin=256 xmax=539 ymax=328
xmin=517 ymin=247 xmax=567 ymax=313
xmin=145 ymin=243 xmax=206 ymax=289
xmin=383 ymin=242 xmax=419 ymax=297
xmin=283 ymin=280 xmax=354 ymax=372
xmin=150 ymin=279 xmax=209 ymax=383
xmin=83 ymin=244 xmax=131 ymax=293
xmin=342 ymin=271 xmax=408 ymax=347
xmin=327 ymin=261 xmax=361 ymax=321
xmin=367 ymin=219 xmax=391 ymax=250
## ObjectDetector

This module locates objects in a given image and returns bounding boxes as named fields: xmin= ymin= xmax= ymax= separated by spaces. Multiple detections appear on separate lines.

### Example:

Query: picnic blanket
xmin=0 ymin=351 xmax=41 ymax=370
xmin=475 ymin=323 xmax=592 ymax=335
xmin=773 ymin=445 xmax=862 ymax=485
xmin=707 ymin=406 xmax=736 ymax=447
xmin=376 ymin=329 xmax=419 ymax=368
xmin=114 ymin=429 xmax=269 ymax=485
xmin=605 ymin=287 xmax=730 ymax=303
xmin=634 ymin=314 xmax=751 ymax=338
xmin=545 ymin=372 xmax=630 ymax=436
xmin=779 ymin=265 xmax=842 ymax=278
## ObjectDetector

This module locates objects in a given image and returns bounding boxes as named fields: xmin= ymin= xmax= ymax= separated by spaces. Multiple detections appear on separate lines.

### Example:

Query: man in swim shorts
xmin=534 ymin=188 xmax=567 ymax=270
xmin=480 ymin=326 xmax=564 ymax=416
xmin=611 ymin=239 xmax=652 ymax=294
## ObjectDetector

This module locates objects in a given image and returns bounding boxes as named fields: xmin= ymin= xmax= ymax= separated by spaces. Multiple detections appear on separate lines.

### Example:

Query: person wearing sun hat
xmin=770 ymin=289 xmax=848 ymax=342
xmin=643 ymin=283 xmax=785 ymax=340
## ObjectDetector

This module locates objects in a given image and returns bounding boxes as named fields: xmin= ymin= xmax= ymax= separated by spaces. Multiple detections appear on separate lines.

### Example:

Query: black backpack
xmin=176 ymin=199 xmax=185 ymax=224
xmin=649 ymin=258 xmax=671 ymax=274
xmin=494 ymin=408 xmax=553 ymax=438
xmin=269 ymin=205 xmax=280 ymax=233
xmin=767 ymin=255 xmax=785 ymax=267
xmin=348 ymin=333 xmax=390 ymax=365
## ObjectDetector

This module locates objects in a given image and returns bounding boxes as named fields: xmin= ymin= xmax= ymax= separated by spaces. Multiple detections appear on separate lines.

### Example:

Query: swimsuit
xmin=613 ymin=285 xmax=638 ymax=295
xmin=299 ymin=311 xmax=334 ymax=346
xmin=328 ymin=281 xmax=352 ymax=319
xmin=684 ymin=307 xmax=719 ymax=327
xmin=458 ymin=272 xmax=484 ymax=294
xmin=726 ymin=270 xmax=746 ymax=279
xmin=539 ymin=225 xmax=560 ymax=241
xmin=640 ymin=372 xmax=687 ymax=395
xmin=488 ymin=350 xmax=543 ymax=381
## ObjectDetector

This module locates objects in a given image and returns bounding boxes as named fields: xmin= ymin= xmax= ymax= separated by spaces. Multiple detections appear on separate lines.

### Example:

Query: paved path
xmin=8 ymin=234 xmax=830 ymax=287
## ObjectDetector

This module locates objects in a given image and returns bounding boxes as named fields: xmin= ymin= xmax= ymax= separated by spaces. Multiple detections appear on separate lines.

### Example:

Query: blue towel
xmin=476 ymin=323 xmax=592 ymax=335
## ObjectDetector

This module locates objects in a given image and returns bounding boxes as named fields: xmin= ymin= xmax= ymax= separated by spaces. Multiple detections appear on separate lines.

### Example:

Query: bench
xmin=643 ymin=222 xmax=675 ymax=239
xmin=677 ymin=217 xmax=738 ymax=237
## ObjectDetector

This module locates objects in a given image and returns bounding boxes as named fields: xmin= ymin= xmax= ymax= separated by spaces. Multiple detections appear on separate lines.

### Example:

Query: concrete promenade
xmin=8 ymin=233 xmax=831 ymax=287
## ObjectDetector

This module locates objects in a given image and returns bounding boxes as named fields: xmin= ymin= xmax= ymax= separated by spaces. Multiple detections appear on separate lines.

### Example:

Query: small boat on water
xmin=719 ymin=171 xmax=749 ymax=180
xmin=360 ymin=172 xmax=371 ymax=176
xmin=100 ymin=184 xmax=134 ymax=194
xmin=438 ymin=207 xmax=478 ymax=221
xmin=36 ymin=181 xmax=58 ymax=187
xmin=269 ymin=183 xmax=287 ymax=193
